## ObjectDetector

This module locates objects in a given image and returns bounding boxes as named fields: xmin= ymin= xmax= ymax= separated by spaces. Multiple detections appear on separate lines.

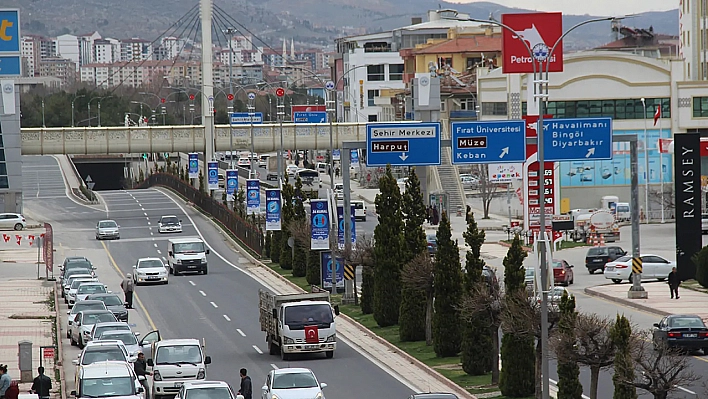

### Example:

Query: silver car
xmin=133 ymin=257 xmax=168 ymax=285
xmin=97 ymin=330 xmax=142 ymax=357
xmin=96 ymin=220 xmax=120 ymax=240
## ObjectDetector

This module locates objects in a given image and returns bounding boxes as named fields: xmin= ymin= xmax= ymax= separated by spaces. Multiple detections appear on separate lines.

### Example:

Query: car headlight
xmin=283 ymin=337 xmax=294 ymax=344
xmin=196 ymin=368 xmax=205 ymax=379
xmin=153 ymin=371 xmax=162 ymax=381
xmin=326 ymin=334 xmax=336 ymax=342
xmin=271 ymin=395 xmax=279 ymax=399
xmin=200 ymin=256 xmax=207 ymax=263
xmin=315 ymin=392 xmax=323 ymax=399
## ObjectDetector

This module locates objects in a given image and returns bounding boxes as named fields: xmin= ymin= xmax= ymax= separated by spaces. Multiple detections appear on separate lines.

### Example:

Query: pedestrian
xmin=121 ymin=274 xmax=135 ymax=309
xmin=4 ymin=381 xmax=17 ymax=399
xmin=30 ymin=367 xmax=51 ymax=399
xmin=0 ymin=365 xmax=10 ymax=399
xmin=237 ymin=368 xmax=252 ymax=399
xmin=335 ymin=166 xmax=340 ymax=178
xmin=465 ymin=205 xmax=471 ymax=224
xmin=668 ymin=266 xmax=680 ymax=299
xmin=432 ymin=207 xmax=439 ymax=225
xmin=426 ymin=206 xmax=432 ymax=224
xmin=133 ymin=352 xmax=151 ymax=399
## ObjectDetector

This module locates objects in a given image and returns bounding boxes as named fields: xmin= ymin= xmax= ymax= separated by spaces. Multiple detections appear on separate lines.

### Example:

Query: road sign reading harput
xmin=451 ymin=120 xmax=526 ymax=164
xmin=366 ymin=122 xmax=441 ymax=166
xmin=501 ymin=12 xmax=563 ymax=74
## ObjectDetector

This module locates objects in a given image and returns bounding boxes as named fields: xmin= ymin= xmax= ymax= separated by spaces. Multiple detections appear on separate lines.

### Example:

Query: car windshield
xmin=83 ymin=313 xmax=117 ymax=325
xmin=95 ymin=296 xmax=123 ymax=306
xmin=80 ymin=376 xmax=134 ymax=397
xmin=587 ymin=247 xmax=608 ymax=256
xmin=284 ymin=304 xmax=333 ymax=327
xmin=353 ymin=202 xmax=364 ymax=209
xmin=72 ymin=280 xmax=95 ymax=289
xmin=616 ymin=205 xmax=629 ymax=212
xmin=98 ymin=221 xmax=117 ymax=228
xmin=669 ymin=317 xmax=706 ymax=328
xmin=155 ymin=345 xmax=202 ymax=365
xmin=72 ymin=303 xmax=106 ymax=314
xmin=272 ymin=372 xmax=318 ymax=389
xmin=138 ymin=260 xmax=164 ymax=268
xmin=614 ymin=256 xmax=632 ymax=263
xmin=185 ymin=387 xmax=232 ymax=399
xmin=173 ymin=242 xmax=205 ymax=253
xmin=96 ymin=325 xmax=130 ymax=337
xmin=552 ymin=261 xmax=563 ymax=269
xmin=161 ymin=217 xmax=179 ymax=224
xmin=81 ymin=349 xmax=127 ymax=365
xmin=67 ymin=260 xmax=92 ymax=270
xmin=100 ymin=332 xmax=137 ymax=345
xmin=78 ymin=285 xmax=106 ymax=294
xmin=426 ymin=235 xmax=436 ymax=242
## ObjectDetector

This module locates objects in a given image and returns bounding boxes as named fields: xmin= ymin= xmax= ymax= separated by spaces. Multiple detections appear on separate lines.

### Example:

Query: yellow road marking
xmin=100 ymin=241 xmax=157 ymax=330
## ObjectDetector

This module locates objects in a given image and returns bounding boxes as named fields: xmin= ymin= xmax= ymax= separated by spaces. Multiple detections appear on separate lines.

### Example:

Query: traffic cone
xmin=599 ymin=234 xmax=605 ymax=247
xmin=593 ymin=233 xmax=599 ymax=247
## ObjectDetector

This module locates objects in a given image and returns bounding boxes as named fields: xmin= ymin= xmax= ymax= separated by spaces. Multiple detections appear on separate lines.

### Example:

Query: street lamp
xmin=97 ymin=95 xmax=113 ymax=127
xmin=640 ymin=97 xmax=649 ymax=224
xmin=41 ymin=99 xmax=46 ymax=128
xmin=71 ymin=94 xmax=85 ymax=127
xmin=87 ymin=96 xmax=105 ymax=128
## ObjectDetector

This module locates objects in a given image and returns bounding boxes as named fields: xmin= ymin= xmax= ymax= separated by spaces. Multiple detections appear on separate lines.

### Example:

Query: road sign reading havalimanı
xmin=542 ymin=117 xmax=613 ymax=162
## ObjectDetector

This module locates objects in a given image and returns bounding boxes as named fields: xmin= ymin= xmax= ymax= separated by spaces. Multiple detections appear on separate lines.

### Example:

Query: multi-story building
xmin=155 ymin=36 xmax=186 ymax=60
xmin=680 ymin=0 xmax=708 ymax=79
xmin=94 ymin=39 xmax=120 ymax=64
xmin=55 ymin=34 xmax=80 ymax=70
xmin=38 ymin=57 xmax=76 ymax=86
xmin=120 ymin=38 xmax=151 ymax=62
xmin=21 ymin=36 xmax=40 ymax=76
xmin=597 ymin=22 xmax=679 ymax=59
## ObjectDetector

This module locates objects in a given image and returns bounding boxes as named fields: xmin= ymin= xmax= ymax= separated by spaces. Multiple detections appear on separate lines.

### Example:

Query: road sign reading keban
xmin=451 ymin=120 xmax=526 ymax=164
xmin=366 ymin=122 xmax=441 ymax=166
xmin=501 ymin=12 xmax=563 ymax=74
xmin=293 ymin=111 xmax=327 ymax=123
xmin=542 ymin=117 xmax=613 ymax=162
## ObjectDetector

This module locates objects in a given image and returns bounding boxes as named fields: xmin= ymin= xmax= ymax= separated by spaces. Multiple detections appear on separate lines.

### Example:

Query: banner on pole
xmin=265 ymin=189 xmax=282 ymax=231
xmin=310 ymin=199 xmax=330 ymax=250
xmin=188 ymin=153 xmax=199 ymax=179
xmin=336 ymin=205 xmax=356 ymax=249
xmin=246 ymin=179 xmax=261 ymax=215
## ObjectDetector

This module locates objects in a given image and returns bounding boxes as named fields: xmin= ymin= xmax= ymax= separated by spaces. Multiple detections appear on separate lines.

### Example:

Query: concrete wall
xmin=0 ymin=86 xmax=23 ymax=213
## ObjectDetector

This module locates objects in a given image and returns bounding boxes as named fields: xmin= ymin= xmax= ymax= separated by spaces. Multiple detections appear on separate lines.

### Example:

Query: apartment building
xmin=38 ymin=57 xmax=76 ymax=86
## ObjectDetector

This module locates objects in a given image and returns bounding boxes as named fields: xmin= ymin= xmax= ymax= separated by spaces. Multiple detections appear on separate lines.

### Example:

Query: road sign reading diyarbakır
xmin=451 ymin=120 xmax=526 ymax=164
xmin=366 ymin=122 xmax=441 ymax=166
xmin=542 ymin=117 xmax=613 ymax=162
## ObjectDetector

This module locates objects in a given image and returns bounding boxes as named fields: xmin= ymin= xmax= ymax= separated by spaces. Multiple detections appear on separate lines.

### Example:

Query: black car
xmin=585 ymin=246 xmax=626 ymax=274
xmin=85 ymin=293 xmax=128 ymax=323
xmin=652 ymin=314 xmax=708 ymax=353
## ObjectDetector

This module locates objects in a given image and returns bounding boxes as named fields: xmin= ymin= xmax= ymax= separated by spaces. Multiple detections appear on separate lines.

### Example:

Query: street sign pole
xmin=628 ymin=138 xmax=647 ymax=298
xmin=326 ymin=86 xmax=336 ymax=186
xmin=276 ymin=89 xmax=285 ymax=188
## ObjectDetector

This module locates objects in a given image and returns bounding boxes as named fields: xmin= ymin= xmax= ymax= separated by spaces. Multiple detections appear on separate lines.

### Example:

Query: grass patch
xmin=558 ymin=240 xmax=589 ymax=249
xmin=682 ymin=279 xmax=708 ymax=294
xmin=266 ymin=262 xmax=311 ymax=292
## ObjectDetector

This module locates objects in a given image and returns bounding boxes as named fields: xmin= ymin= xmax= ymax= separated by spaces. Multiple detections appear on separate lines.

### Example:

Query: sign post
xmin=0 ymin=10 xmax=21 ymax=77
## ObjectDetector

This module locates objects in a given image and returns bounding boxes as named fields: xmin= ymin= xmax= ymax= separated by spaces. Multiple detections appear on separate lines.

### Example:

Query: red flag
xmin=2 ymin=234 xmax=8 ymax=242
xmin=304 ymin=325 xmax=319 ymax=344
xmin=15 ymin=235 xmax=21 ymax=246
xmin=653 ymin=107 xmax=661 ymax=126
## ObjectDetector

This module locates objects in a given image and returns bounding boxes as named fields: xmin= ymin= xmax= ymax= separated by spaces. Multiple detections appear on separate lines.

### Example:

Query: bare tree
xmin=460 ymin=278 xmax=504 ymax=384
xmin=474 ymin=164 xmax=498 ymax=219
xmin=289 ymin=220 xmax=310 ymax=246
xmin=648 ymin=185 xmax=675 ymax=219
xmin=552 ymin=313 xmax=616 ymax=399
xmin=401 ymin=253 xmax=434 ymax=345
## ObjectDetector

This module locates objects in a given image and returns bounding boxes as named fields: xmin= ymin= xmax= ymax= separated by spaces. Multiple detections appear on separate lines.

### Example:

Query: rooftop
xmin=412 ymin=36 xmax=502 ymax=55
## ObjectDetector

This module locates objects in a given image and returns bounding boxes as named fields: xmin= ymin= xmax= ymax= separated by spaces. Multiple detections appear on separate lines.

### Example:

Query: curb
xmin=497 ymin=240 xmax=533 ymax=251
xmin=583 ymin=286 xmax=671 ymax=317
xmin=53 ymin=281 xmax=67 ymax=399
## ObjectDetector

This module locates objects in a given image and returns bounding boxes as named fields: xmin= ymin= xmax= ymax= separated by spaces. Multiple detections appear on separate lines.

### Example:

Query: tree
xmin=499 ymin=330 xmax=535 ymax=397
xmin=432 ymin=211 xmax=463 ymax=357
xmin=235 ymin=188 xmax=246 ymax=216
xmin=264 ymin=231 xmax=272 ymax=259
xmin=476 ymin=165 xmax=497 ymax=219
xmin=373 ymin=165 xmax=405 ymax=327
xmin=399 ymin=167 xmax=428 ymax=342
xmin=198 ymin=170 xmax=204 ymax=193
xmin=279 ymin=182 xmax=295 ymax=270
xmin=554 ymin=292 xmax=583 ymax=399
xmin=611 ymin=314 xmax=637 ymax=399
xmin=503 ymin=235 xmax=527 ymax=292
xmin=401 ymin=253 xmax=435 ymax=345
xmin=306 ymin=249 xmax=321 ymax=286
xmin=461 ymin=278 xmax=504 ymax=383
xmin=691 ymin=245 xmax=708 ymax=288
xmin=571 ymin=314 xmax=616 ymax=399
xmin=360 ymin=265 xmax=374 ymax=314
xmin=460 ymin=212 xmax=492 ymax=375
xmin=270 ymin=231 xmax=282 ymax=263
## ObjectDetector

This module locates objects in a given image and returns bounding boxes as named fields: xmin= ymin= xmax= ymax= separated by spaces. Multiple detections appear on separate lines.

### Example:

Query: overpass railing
xmin=136 ymin=173 xmax=265 ymax=256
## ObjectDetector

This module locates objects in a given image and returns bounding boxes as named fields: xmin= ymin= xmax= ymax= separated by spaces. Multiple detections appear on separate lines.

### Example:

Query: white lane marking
xmin=141 ymin=207 xmax=145 ymax=211
xmin=144 ymin=212 xmax=148 ymax=216
xmin=150 ymin=232 xmax=154 ymax=236
xmin=147 ymin=221 xmax=151 ymax=225
xmin=252 ymin=345 xmax=263 ymax=354
xmin=156 ymin=250 xmax=161 ymax=254
xmin=270 ymin=364 xmax=279 ymax=370
xmin=188 ymin=281 xmax=195 ymax=286
xmin=223 ymin=315 xmax=232 ymax=322
xmin=153 ymin=243 xmax=158 ymax=248
xmin=676 ymin=386 xmax=696 ymax=395
xmin=236 ymin=329 xmax=245 ymax=336
xmin=210 ymin=301 xmax=218 ymax=308
xmin=199 ymin=290 xmax=206 ymax=297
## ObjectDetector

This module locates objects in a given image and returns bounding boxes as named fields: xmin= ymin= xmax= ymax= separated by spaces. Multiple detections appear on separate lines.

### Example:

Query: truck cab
xmin=167 ymin=237 xmax=209 ymax=276
xmin=147 ymin=338 xmax=211 ymax=399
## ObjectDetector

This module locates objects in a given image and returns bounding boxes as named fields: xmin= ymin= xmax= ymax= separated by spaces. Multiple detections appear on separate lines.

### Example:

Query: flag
xmin=304 ymin=325 xmax=319 ymax=344
xmin=653 ymin=106 xmax=661 ymax=126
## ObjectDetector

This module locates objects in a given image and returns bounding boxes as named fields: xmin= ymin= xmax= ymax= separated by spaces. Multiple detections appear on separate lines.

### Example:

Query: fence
xmin=136 ymin=173 xmax=265 ymax=256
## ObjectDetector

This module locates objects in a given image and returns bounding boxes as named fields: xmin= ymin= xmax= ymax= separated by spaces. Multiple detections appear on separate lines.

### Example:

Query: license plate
xmin=305 ymin=345 xmax=318 ymax=350
xmin=683 ymin=333 xmax=698 ymax=338
xmin=148 ymin=277 xmax=159 ymax=280
xmin=606 ymin=266 xmax=614 ymax=271
xmin=174 ymin=382 xmax=183 ymax=388
xmin=593 ymin=259 xmax=603 ymax=262
xmin=188 ymin=265 xmax=196 ymax=268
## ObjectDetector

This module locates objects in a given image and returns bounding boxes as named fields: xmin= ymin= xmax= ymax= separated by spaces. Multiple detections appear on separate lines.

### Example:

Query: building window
xmin=367 ymin=90 xmax=379 ymax=106
xmin=481 ymin=102 xmax=507 ymax=116
xmin=438 ymin=57 xmax=453 ymax=68
xmin=460 ymin=99 xmax=476 ymax=111
xmin=367 ymin=65 xmax=385 ymax=81
xmin=368 ymin=114 xmax=378 ymax=122
xmin=521 ymin=98 xmax=670 ymax=120
xmin=466 ymin=57 xmax=482 ymax=69
xmin=692 ymin=97 xmax=708 ymax=117
xmin=389 ymin=64 xmax=404 ymax=81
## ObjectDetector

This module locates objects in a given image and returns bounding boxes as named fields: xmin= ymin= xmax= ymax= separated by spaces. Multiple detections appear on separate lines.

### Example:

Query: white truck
xmin=259 ymin=290 xmax=339 ymax=360
xmin=570 ymin=211 xmax=620 ymax=243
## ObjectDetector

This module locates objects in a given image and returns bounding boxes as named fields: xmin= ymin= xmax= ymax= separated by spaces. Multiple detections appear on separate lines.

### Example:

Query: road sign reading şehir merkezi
xmin=366 ymin=122 xmax=441 ymax=166
xmin=451 ymin=120 xmax=526 ymax=164
xmin=542 ymin=117 xmax=613 ymax=162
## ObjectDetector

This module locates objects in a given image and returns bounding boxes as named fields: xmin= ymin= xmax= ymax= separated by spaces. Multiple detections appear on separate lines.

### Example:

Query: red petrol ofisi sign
xmin=501 ymin=12 xmax=564 ymax=74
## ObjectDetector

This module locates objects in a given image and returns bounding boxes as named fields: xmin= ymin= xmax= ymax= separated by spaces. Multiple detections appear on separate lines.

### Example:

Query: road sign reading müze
xmin=632 ymin=257 xmax=643 ymax=274
xmin=366 ymin=122 xmax=441 ymax=166
xmin=451 ymin=120 xmax=526 ymax=164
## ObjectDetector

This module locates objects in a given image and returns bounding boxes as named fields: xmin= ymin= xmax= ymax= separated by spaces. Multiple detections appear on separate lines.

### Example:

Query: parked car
xmin=266 ymin=171 xmax=279 ymax=181
xmin=585 ymin=246 xmax=626 ymax=274
xmin=604 ymin=254 xmax=675 ymax=284
xmin=261 ymin=368 xmax=327 ymax=399
xmin=95 ymin=220 xmax=120 ymax=240
xmin=75 ymin=282 xmax=109 ymax=303
xmin=552 ymin=259 xmax=574 ymax=286
xmin=70 ymin=310 xmax=118 ymax=348
xmin=175 ymin=381 xmax=236 ymax=399
xmin=652 ymin=314 xmax=708 ymax=353
xmin=66 ymin=300 xmax=107 ymax=340
xmin=460 ymin=176 xmax=479 ymax=190
xmin=426 ymin=234 xmax=437 ymax=255
xmin=88 ymin=322 xmax=134 ymax=345
xmin=85 ymin=293 xmax=128 ymax=323
xmin=97 ymin=331 xmax=142 ymax=357
xmin=72 ymin=360 xmax=144 ymax=399
xmin=0 ymin=213 xmax=26 ymax=230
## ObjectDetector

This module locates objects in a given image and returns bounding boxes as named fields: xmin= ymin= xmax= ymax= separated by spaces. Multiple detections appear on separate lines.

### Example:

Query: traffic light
xmin=142 ymin=154 xmax=148 ymax=160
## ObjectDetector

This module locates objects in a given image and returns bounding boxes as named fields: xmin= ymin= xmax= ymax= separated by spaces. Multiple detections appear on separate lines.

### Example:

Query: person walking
xmin=30 ymin=367 xmax=51 ymax=399
xmin=121 ymin=274 xmax=135 ymax=309
xmin=668 ymin=266 xmax=680 ymax=299
xmin=0 ymin=365 xmax=11 ymax=399
xmin=133 ymin=352 xmax=151 ymax=399
xmin=237 ymin=368 xmax=252 ymax=399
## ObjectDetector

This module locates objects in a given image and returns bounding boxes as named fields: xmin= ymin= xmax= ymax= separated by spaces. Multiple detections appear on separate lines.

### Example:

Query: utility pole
xmin=225 ymin=27 xmax=237 ymax=169
xmin=200 ymin=0 xmax=215 ymax=162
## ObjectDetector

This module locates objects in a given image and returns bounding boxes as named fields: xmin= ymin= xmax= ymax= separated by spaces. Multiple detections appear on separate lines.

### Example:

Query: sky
xmin=449 ymin=0 xmax=677 ymax=17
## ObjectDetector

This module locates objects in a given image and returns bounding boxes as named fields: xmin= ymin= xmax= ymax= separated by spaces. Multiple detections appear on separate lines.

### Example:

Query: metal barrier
xmin=136 ymin=173 xmax=265 ymax=256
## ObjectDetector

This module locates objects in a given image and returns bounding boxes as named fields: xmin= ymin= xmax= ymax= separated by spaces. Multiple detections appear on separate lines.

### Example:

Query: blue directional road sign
xmin=0 ymin=10 xmax=20 ymax=53
xmin=542 ymin=117 xmax=613 ymax=162
xmin=451 ymin=120 xmax=526 ymax=164
xmin=0 ymin=56 xmax=20 ymax=76
xmin=293 ymin=111 xmax=327 ymax=123
xmin=366 ymin=122 xmax=441 ymax=166
xmin=230 ymin=112 xmax=263 ymax=124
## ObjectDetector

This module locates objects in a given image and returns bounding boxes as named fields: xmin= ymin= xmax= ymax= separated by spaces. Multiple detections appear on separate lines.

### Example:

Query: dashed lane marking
xmin=224 ymin=315 xmax=232 ymax=322
xmin=252 ymin=345 xmax=263 ymax=354
xmin=199 ymin=290 xmax=206 ymax=297
xmin=188 ymin=281 xmax=195 ymax=286
xmin=236 ymin=329 xmax=245 ymax=336
xmin=210 ymin=301 xmax=218 ymax=308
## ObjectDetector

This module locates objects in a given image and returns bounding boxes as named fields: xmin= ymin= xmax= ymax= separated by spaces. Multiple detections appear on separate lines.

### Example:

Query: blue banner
xmin=188 ymin=153 xmax=199 ymax=179
xmin=207 ymin=161 xmax=219 ymax=190
xmin=310 ymin=199 xmax=330 ymax=250
xmin=350 ymin=150 xmax=359 ymax=167
xmin=246 ymin=179 xmax=260 ymax=215
xmin=337 ymin=205 xmax=356 ymax=249
xmin=320 ymin=251 xmax=345 ymax=289
xmin=265 ymin=189 xmax=282 ymax=231
xmin=226 ymin=169 xmax=238 ymax=196
xmin=332 ymin=149 xmax=341 ymax=161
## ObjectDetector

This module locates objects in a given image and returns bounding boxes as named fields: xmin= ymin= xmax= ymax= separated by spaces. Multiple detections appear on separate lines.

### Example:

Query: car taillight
xmin=699 ymin=332 xmax=708 ymax=338
xmin=616 ymin=265 xmax=628 ymax=269
xmin=667 ymin=332 xmax=681 ymax=338
xmin=560 ymin=270 xmax=565 ymax=275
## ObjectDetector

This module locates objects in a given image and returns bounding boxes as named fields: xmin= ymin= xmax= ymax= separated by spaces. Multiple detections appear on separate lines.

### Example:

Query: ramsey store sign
xmin=501 ymin=12 xmax=564 ymax=74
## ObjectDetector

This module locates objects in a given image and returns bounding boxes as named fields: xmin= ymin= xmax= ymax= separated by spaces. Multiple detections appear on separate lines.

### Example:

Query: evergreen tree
xmin=373 ymin=165 xmax=405 ymax=327
xmin=360 ymin=265 xmax=374 ymax=314
xmin=279 ymin=182 xmax=295 ymax=270
xmin=399 ymin=167 xmax=427 ymax=342
xmin=557 ymin=292 xmax=583 ymax=399
xmin=432 ymin=211 xmax=464 ymax=357
xmin=198 ymin=170 xmax=204 ymax=193
xmin=291 ymin=177 xmax=307 ymax=277
xmin=306 ymin=250 xmax=321 ymax=286
xmin=503 ymin=235 xmax=527 ymax=292
xmin=611 ymin=314 xmax=637 ymax=399
xmin=270 ymin=231 xmax=282 ymax=263
xmin=293 ymin=176 xmax=306 ymax=220
xmin=460 ymin=212 xmax=492 ymax=375
xmin=264 ymin=231 xmax=272 ymax=259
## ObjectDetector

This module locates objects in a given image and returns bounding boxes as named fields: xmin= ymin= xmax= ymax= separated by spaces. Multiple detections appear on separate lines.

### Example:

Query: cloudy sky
xmin=451 ymin=0 xmax=677 ymax=16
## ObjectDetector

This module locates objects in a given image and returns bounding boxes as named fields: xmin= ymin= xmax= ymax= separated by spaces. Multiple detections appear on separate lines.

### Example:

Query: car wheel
xmin=14 ymin=223 xmax=23 ymax=231
xmin=325 ymin=351 xmax=334 ymax=359
xmin=79 ymin=337 xmax=85 ymax=349
xmin=362 ymin=217 xmax=367 ymax=222
xmin=268 ymin=340 xmax=279 ymax=355
xmin=588 ymin=269 xmax=595 ymax=274
xmin=611 ymin=279 xmax=622 ymax=284
xmin=657 ymin=278 xmax=666 ymax=282
xmin=163 ymin=280 xmax=169 ymax=285
xmin=703 ymin=347 xmax=708 ymax=355
xmin=280 ymin=345 xmax=289 ymax=361
xmin=70 ymin=335 xmax=77 ymax=346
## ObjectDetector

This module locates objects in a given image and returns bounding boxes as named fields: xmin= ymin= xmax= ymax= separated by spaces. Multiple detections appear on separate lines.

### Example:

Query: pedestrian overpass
xmin=19 ymin=122 xmax=389 ymax=155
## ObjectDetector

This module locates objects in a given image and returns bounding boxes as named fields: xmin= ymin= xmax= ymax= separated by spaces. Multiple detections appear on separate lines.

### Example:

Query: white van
xmin=146 ymin=339 xmax=212 ymax=398
xmin=316 ymin=162 xmax=328 ymax=174
xmin=295 ymin=168 xmax=321 ymax=187
xmin=167 ymin=237 xmax=209 ymax=275
xmin=352 ymin=200 xmax=367 ymax=222
xmin=73 ymin=361 xmax=145 ymax=399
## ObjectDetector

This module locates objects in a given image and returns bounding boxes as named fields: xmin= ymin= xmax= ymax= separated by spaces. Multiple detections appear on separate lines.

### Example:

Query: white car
xmin=261 ymin=368 xmax=327 ymax=399
xmin=286 ymin=164 xmax=299 ymax=176
xmin=63 ymin=274 xmax=95 ymax=300
xmin=67 ymin=278 xmax=100 ymax=307
xmin=88 ymin=322 xmax=134 ymax=345
xmin=175 ymin=381 xmax=236 ymax=399
xmin=98 ymin=330 xmax=142 ymax=357
xmin=66 ymin=300 xmax=107 ymax=340
xmin=73 ymin=340 xmax=131 ymax=369
xmin=0 ymin=213 xmax=26 ymax=230
xmin=75 ymin=282 xmax=109 ymax=303
xmin=70 ymin=310 xmax=118 ymax=348
xmin=238 ymin=157 xmax=251 ymax=168
xmin=72 ymin=361 xmax=145 ymax=399
xmin=95 ymin=219 xmax=120 ymax=240
xmin=158 ymin=215 xmax=183 ymax=234
xmin=604 ymin=254 xmax=676 ymax=284
xmin=133 ymin=257 xmax=169 ymax=285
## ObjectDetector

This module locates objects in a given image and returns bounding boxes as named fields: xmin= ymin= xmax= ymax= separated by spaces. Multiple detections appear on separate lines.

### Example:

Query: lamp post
xmin=41 ymin=99 xmax=46 ymax=128
xmin=97 ymin=96 xmax=113 ymax=127
xmin=640 ymin=97 xmax=649 ymax=223
xmin=71 ymin=94 xmax=85 ymax=127
xmin=87 ymin=96 xmax=104 ymax=128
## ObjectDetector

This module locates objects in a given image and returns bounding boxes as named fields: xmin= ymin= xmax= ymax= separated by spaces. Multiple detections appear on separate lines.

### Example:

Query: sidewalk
xmin=585 ymin=281 xmax=708 ymax=319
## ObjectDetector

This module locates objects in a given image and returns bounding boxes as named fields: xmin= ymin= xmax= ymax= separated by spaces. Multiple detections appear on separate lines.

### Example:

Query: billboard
xmin=488 ymin=163 xmax=523 ymax=183
xmin=674 ymin=133 xmax=701 ymax=281
xmin=501 ymin=12 xmax=563 ymax=74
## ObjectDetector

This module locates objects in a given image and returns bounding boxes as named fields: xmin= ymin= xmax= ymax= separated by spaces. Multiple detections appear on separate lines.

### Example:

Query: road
xmin=23 ymin=155 xmax=415 ymax=399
